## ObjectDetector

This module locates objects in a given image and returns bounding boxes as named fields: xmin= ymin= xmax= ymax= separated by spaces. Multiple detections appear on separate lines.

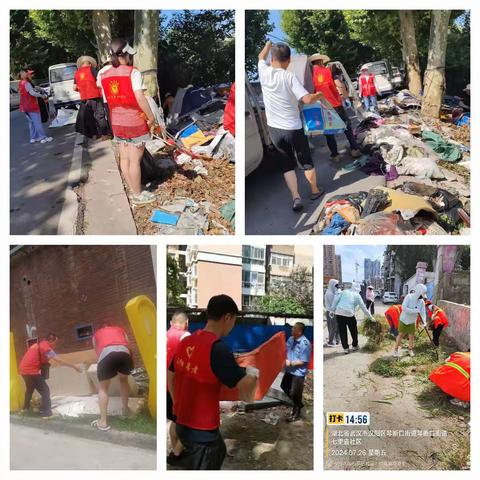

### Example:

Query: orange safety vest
xmin=429 ymin=352 xmax=470 ymax=402
xmin=385 ymin=304 xmax=402 ymax=329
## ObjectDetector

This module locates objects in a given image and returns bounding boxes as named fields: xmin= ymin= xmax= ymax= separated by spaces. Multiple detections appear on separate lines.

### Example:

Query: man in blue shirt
xmin=281 ymin=322 xmax=312 ymax=422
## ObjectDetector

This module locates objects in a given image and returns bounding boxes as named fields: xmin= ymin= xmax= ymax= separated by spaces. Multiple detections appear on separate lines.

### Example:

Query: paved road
xmin=245 ymin=114 xmax=385 ymax=235
xmin=10 ymin=424 xmax=156 ymax=470
xmin=10 ymin=110 xmax=78 ymax=234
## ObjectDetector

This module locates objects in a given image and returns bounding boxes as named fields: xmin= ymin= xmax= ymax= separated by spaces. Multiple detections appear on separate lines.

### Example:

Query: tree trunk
xmin=421 ymin=10 xmax=451 ymax=118
xmin=134 ymin=10 xmax=160 ymax=98
xmin=398 ymin=11 xmax=422 ymax=96
xmin=92 ymin=10 xmax=112 ymax=65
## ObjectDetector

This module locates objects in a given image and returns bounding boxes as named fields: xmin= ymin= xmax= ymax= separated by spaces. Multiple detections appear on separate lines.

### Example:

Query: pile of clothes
xmin=314 ymin=182 xmax=469 ymax=236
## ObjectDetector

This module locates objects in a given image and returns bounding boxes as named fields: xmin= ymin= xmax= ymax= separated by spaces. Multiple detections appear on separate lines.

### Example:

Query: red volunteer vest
xmin=75 ymin=66 xmax=101 ymax=100
xmin=429 ymin=352 xmax=470 ymax=402
xmin=166 ymin=326 xmax=187 ymax=369
xmin=385 ymin=305 xmax=402 ymax=329
xmin=19 ymin=79 xmax=40 ymax=113
xmin=100 ymin=65 xmax=148 ymax=138
xmin=359 ymin=74 xmax=377 ymax=97
xmin=19 ymin=340 xmax=52 ymax=376
xmin=173 ymin=330 xmax=222 ymax=430
xmin=223 ymin=83 xmax=235 ymax=136
xmin=93 ymin=326 xmax=129 ymax=358
xmin=312 ymin=65 xmax=342 ymax=108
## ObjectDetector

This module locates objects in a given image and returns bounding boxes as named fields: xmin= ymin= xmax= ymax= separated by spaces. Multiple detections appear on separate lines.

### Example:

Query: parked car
xmin=48 ymin=63 xmax=80 ymax=109
xmin=382 ymin=291 xmax=399 ymax=304
xmin=10 ymin=81 xmax=20 ymax=110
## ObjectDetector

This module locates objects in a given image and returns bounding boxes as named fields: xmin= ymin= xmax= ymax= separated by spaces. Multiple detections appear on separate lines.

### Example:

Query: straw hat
xmin=309 ymin=53 xmax=330 ymax=64
xmin=76 ymin=55 xmax=98 ymax=68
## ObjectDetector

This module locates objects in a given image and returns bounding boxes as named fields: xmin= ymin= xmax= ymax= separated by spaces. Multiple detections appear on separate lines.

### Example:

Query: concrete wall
xmin=197 ymin=261 xmax=242 ymax=308
xmin=437 ymin=271 xmax=470 ymax=306
xmin=437 ymin=300 xmax=470 ymax=351
xmin=11 ymin=245 xmax=156 ymax=367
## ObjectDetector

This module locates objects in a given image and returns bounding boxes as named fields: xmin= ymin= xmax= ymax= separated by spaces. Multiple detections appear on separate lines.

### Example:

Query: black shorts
xmin=268 ymin=126 xmax=314 ymax=173
xmin=97 ymin=351 xmax=133 ymax=381
xmin=167 ymin=390 xmax=176 ymax=422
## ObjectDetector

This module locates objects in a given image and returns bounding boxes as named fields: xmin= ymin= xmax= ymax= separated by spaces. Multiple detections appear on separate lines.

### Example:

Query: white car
xmin=48 ymin=63 xmax=81 ymax=109
xmin=382 ymin=292 xmax=399 ymax=304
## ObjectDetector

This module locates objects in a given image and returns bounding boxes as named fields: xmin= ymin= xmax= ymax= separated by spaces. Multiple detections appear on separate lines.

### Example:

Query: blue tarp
xmin=187 ymin=323 xmax=313 ymax=353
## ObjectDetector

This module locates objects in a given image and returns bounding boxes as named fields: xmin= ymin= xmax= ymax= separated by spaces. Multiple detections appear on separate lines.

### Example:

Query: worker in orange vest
xmin=425 ymin=300 xmax=449 ymax=346
xmin=91 ymin=321 xmax=133 ymax=431
xmin=429 ymin=352 xmax=470 ymax=402
xmin=358 ymin=66 xmax=378 ymax=112
xmin=384 ymin=304 xmax=402 ymax=337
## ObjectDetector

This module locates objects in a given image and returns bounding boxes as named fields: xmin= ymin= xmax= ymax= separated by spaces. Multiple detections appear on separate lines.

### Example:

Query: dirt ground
xmin=323 ymin=318 xmax=470 ymax=470
xmin=167 ymin=373 xmax=314 ymax=470
xmin=133 ymin=156 xmax=235 ymax=235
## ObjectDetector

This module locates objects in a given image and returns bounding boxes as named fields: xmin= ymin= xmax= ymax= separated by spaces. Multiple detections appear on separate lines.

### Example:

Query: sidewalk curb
xmin=11 ymin=415 xmax=156 ymax=451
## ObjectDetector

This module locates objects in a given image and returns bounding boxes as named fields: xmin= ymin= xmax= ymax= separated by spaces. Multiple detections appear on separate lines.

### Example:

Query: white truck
xmin=48 ymin=63 xmax=81 ymax=109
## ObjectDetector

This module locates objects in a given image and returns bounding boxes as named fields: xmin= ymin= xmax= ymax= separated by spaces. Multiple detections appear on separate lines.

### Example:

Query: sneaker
xmin=393 ymin=350 xmax=400 ymax=358
xmin=408 ymin=350 xmax=415 ymax=357
xmin=30 ymin=139 xmax=39 ymax=144
xmin=131 ymin=191 xmax=156 ymax=205
xmin=292 ymin=197 xmax=303 ymax=212
xmin=344 ymin=348 xmax=350 ymax=355
xmin=40 ymin=137 xmax=53 ymax=143
xmin=350 ymin=149 xmax=361 ymax=158
xmin=310 ymin=188 xmax=324 ymax=201
xmin=325 ymin=342 xmax=336 ymax=348
xmin=352 ymin=346 xmax=359 ymax=351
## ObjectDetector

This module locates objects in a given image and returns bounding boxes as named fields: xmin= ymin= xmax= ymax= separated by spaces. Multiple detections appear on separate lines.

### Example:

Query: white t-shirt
xmin=97 ymin=65 xmax=144 ymax=102
xmin=258 ymin=59 xmax=309 ymax=130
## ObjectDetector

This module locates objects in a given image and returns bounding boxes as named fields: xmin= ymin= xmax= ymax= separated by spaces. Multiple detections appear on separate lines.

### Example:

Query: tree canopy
xmin=245 ymin=10 xmax=274 ymax=78
xmin=10 ymin=9 xmax=235 ymax=95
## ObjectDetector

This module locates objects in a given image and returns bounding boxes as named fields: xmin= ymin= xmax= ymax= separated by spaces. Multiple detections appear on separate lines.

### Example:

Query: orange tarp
xmin=220 ymin=332 xmax=286 ymax=401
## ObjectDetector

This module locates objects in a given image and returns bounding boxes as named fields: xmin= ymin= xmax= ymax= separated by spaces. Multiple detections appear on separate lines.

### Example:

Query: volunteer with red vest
xmin=91 ymin=322 xmax=133 ymax=431
xmin=309 ymin=54 xmax=360 ymax=161
xmin=19 ymin=333 xmax=81 ymax=418
xmin=18 ymin=69 xmax=53 ymax=144
xmin=358 ymin=66 xmax=378 ymax=112
xmin=98 ymin=38 xmax=157 ymax=206
xmin=223 ymin=83 xmax=235 ymax=137
xmin=73 ymin=55 xmax=110 ymax=138
xmin=166 ymin=311 xmax=191 ymax=458
xmin=425 ymin=301 xmax=449 ymax=347
xmin=167 ymin=295 xmax=259 ymax=470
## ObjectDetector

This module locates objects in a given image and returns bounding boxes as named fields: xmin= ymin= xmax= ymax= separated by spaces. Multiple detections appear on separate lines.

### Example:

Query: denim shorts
xmin=114 ymin=132 xmax=151 ymax=147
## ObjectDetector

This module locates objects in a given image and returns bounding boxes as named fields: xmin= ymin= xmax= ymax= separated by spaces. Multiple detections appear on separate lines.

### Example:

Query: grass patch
xmin=360 ymin=315 xmax=388 ymax=352
xmin=437 ymin=430 xmax=470 ymax=470
xmin=369 ymin=338 xmax=439 ymax=378
xmin=66 ymin=408 xmax=156 ymax=435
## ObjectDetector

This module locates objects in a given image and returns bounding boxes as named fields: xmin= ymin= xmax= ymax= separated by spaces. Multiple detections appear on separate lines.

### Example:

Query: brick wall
xmin=437 ymin=300 xmax=470 ymax=351
xmin=10 ymin=245 xmax=156 ymax=367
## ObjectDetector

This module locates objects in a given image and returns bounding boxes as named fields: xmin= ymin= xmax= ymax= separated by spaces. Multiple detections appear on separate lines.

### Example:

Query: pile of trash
xmin=313 ymin=89 xmax=470 ymax=235
xmin=130 ymin=94 xmax=235 ymax=235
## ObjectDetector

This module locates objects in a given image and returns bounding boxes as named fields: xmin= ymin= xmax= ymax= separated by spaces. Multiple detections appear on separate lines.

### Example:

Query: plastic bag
xmin=396 ymin=156 xmax=445 ymax=180
xmin=302 ymin=102 xmax=346 ymax=135
xmin=141 ymin=148 xmax=176 ymax=184
xmin=356 ymin=212 xmax=409 ymax=235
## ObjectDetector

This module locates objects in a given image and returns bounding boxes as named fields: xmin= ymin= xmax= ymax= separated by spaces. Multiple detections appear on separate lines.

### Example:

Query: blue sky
xmin=336 ymin=245 xmax=386 ymax=283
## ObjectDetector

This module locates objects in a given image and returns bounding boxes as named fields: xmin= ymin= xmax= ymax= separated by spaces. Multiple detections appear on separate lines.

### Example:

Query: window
xmin=75 ymin=324 xmax=93 ymax=340
xmin=242 ymin=246 xmax=265 ymax=265
xmin=50 ymin=65 xmax=77 ymax=83
xmin=242 ymin=270 xmax=265 ymax=288
xmin=270 ymin=253 xmax=293 ymax=268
